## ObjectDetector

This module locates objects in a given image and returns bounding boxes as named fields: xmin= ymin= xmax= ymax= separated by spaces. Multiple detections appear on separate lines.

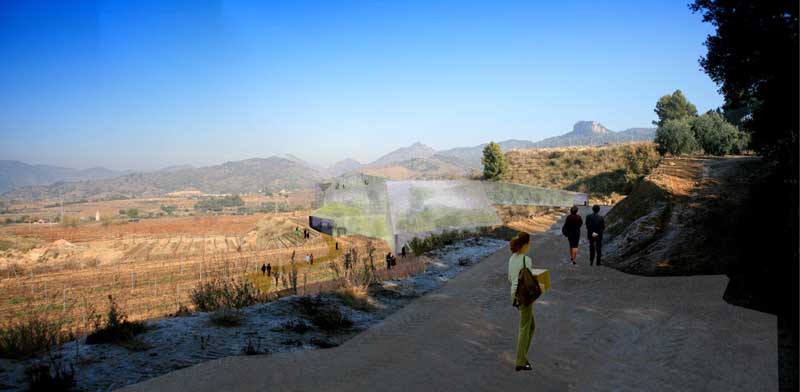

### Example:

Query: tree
xmin=691 ymin=111 xmax=747 ymax=155
xmin=653 ymin=90 xmax=698 ymax=126
xmin=126 ymin=208 xmax=139 ymax=219
xmin=481 ymin=141 xmax=507 ymax=180
xmin=655 ymin=118 xmax=697 ymax=156
xmin=690 ymin=0 xmax=798 ymax=171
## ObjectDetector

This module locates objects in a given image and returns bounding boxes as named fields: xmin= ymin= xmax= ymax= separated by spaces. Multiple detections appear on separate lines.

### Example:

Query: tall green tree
xmin=691 ymin=111 xmax=746 ymax=155
xmin=690 ymin=0 xmax=798 ymax=171
xmin=655 ymin=118 xmax=697 ymax=156
xmin=481 ymin=142 xmax=507 ymax=180
xmin=653 ymin=90 xmax=698 ymax=126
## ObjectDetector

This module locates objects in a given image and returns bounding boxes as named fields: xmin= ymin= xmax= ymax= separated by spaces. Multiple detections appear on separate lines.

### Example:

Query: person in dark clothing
xmin=386 ymin=252 xmax=393 ymax=270
xmin=562 ymin=206 xmax=583 ymax=265
xmin=335 ymin=241 xmax=339 ymax=251
xmin=401 ymin=245 xmax=407 ymax=258
xmin=585 ymin=205 xmax=605 ymax=266
xmin=261 ymin=263 xmax=267 ymax=275
xmin=266 ymin=263 xmax=272 ymax=277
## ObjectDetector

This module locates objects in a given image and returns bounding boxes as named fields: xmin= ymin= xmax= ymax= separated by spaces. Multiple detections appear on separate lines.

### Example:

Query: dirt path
xmin=121 ymin=209 xmax=777 ymax=392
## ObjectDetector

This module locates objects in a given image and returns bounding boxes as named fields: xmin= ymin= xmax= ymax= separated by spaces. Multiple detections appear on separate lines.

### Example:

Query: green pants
xmin=516 ymin=302 xmax=535 ymax=366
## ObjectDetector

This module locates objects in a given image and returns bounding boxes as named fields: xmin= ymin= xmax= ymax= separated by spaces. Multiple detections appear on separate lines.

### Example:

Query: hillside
xmin=0 ymin=160 xmax=127 ymax=194
xmin=602 ymin=156 xmax=758 ymax=276
xmin=503 ymin=143 xmax=658 ymax=201
xmin=2 ymin=157 xmax=326 ymax=201
xmin=435 ymin=122 xmax=655 ymax=168
xmin=358 ymin=155 xmax=477 ymax=180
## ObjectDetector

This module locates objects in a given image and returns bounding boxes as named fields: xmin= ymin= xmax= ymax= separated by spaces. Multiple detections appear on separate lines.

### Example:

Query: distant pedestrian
xmin=386 ymin=252 xmax=393 ymax=270
xmin=310 ymin=253 xmax=314 ymax=265
xmin=305 ymin=254 xmax=311 ymax=264
xmin=585 ymin=205 xmax=605 ymax=266
xmin=561 ymin=206 xmax=583 ymax=265
xmin=507 ymin=232 xmax=535 ymax=371
xmin=344 ymin=252 xmax=351 ymax=270
xmin=335 ymin=241 xmax=339 ymax=251
xmin=261 ymin=263 xmax=267 ymax=275
xmin=266 ymin=263 xmax=272 ymax=277
xmin=401 ymin=245 xmax=407 ymax=258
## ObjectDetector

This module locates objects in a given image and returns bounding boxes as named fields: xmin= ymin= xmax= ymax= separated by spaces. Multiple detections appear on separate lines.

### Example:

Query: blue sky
xmin=0 ymin=0 xmax=722 ymax=170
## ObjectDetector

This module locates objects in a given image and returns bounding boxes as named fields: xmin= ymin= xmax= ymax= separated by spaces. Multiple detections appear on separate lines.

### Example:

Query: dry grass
xmin=334 ymin=286 xmax=374 ymax=312
xmin=504 ymin=142 xmax=659 ymax=198
xmin=0 ymin=314 xmax=71 ymax=359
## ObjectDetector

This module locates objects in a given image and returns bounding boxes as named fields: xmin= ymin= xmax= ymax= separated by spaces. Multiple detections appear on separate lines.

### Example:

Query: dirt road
xmin=122 ymin=209 xmax=777 ymax=391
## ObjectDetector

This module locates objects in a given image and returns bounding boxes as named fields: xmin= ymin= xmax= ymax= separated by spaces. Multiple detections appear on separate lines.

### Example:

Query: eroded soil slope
xmin=603 ymin=156 xmax=758 ymax=275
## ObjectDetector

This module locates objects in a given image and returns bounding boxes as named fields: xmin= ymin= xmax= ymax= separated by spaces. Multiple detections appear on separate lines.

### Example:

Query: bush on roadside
xmin=310 ymin=306 xmax=353 ymax=333
xmin=209 ymin=308 xmax=245 ymax=327
xmin=190 ymin=277 xmax=266 ymax=312
xmin=85 ymin=295 xmax=147 ymax=346
xmin=334 ymin=286 xmax=374 ymax=312
xmin=293 ymin=295 xmax=354 ymax=333
xmin=25 ymin=358 xmax=77 ymax=392
xmin=0 ymin=315 xmax=71 ymax=359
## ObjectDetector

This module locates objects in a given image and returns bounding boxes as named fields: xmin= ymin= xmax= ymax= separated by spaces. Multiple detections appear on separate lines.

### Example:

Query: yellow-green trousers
xmin=516 ymin=302 xmax=535 ymax=366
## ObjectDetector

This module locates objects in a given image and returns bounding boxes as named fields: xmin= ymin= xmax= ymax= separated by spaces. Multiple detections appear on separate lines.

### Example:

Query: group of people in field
xmin=508 ymin=205 xmax=606 ymax=372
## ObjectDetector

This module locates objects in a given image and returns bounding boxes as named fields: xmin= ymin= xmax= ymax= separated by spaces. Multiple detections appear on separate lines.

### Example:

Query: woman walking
xmin=562 ymin=206 xmax=583 ymax=265
xmin=508 ymin=232 xmax=534 ymax=371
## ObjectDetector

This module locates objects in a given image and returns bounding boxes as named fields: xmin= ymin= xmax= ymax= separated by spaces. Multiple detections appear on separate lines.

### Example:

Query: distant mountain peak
xmin=571 ymin=121 xmax=611 ymax=135
xmin=368 ymin=142 xmax=436 ymax=167
xmin=329 ymin=158 xmax=363 ymax=177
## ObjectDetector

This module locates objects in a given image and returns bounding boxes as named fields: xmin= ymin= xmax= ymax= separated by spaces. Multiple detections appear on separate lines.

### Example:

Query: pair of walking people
xmin=561 ymin=205 xmax=605 ymax=266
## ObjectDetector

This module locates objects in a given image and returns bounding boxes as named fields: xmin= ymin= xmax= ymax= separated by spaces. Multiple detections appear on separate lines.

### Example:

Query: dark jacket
xmin=585 ymin=212 xmax=605 ymax=237
xmin=563 ymin=214 xmax=583 ymax=237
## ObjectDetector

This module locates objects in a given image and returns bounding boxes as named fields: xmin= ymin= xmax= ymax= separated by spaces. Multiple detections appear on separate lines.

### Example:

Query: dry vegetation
xmin=504 ymin=142 xmax=660 ymax=204
xmin=0 ymin=212 xmax=390 ymax=336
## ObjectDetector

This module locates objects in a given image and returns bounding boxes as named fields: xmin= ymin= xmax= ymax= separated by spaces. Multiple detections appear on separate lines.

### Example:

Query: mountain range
xmin=1 ymin=121 xmax=655 ymax=201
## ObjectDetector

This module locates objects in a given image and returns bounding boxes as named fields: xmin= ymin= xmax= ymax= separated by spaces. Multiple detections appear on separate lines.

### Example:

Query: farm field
xmin=0 ymin=188 xmax=318 ymax=223
xmin=0 ymin=212 xmax=388 ymax=332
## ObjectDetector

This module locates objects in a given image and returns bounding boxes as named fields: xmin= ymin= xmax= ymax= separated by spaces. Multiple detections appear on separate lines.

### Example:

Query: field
xmin=0 ymin=189 xmax=317 ymax=223
xmin=0 ymin=211 xmax=389 ymax=332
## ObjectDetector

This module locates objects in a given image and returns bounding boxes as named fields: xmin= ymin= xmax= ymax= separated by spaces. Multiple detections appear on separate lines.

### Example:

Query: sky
xmin=0 ymin=0 xmax=723 ymax=171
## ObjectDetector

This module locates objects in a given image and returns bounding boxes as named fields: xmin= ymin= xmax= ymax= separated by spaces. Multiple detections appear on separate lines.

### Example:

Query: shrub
xmin=691 ymin=111 xmax=748 ymax=155
xmin=190 ymin=277 xmax=265 ymax=312
xmin=655 ymin=118 xmax=698 ymax=156
xmin=293 ymin=295 xmax=353 ymax=333
xmin=310 ymin=306 xmax=353 ymax=333
xmin=241 ymin=337 xmax=267 ymax=355
xmin=334 ymin=286 xmax=374 ymax=312
xmin=0 ymin=315 xmax=71 ymax=359
xmin=277 ymin=319 xmax=312 ymax=334
xmin=25 ymin=358 xmax=76 ymax=392
xmin=624 ymin=143 xmax=662 ymax=187
xmin=295 ymin=295 xmax=324 ymax=316
xmin=209 ymin=308 xmax=245 ymax=327
xmin=85 ymin=295 xmax=147 ymax=346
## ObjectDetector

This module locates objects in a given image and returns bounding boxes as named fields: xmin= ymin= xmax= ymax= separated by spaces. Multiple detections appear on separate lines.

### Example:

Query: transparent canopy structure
xmin=311 ymin=174 xmax=587 ymax=251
